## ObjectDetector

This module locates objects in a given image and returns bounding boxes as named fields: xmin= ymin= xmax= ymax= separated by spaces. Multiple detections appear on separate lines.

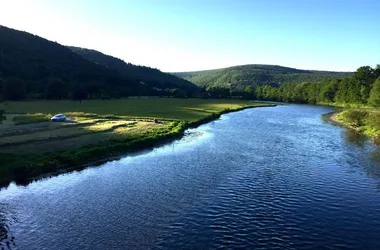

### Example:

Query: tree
xmin=46 ymin=79 xmax=69 ymax=99
xmin=72 ymin=87 xmax=87 ymax=103
xmin=368 ymin=77 xmax=380 ymax=107
xmin=353 ymin=66 xmax=376 ymax=103
xmin=0 ymin=84 xmax=5 ymax=123
xmin=3 ymin=77 xmax=26 ymax=100
xmin=0 ymin=109 xmax=5 ymax=124
xmin=353 ymin=66 xmax=375 ymax=84
xmin=374 ymin=65 xmax=380 ymax=79
xmin=206 ymin=86 xmax=230 ymax=98
xmin=169 ymin=88 xmax=186 ymax=98
xmin=320 ymin=79 xmax=339 ymax=103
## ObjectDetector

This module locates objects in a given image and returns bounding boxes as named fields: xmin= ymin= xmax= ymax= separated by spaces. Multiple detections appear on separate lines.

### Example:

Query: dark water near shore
xmin=1 ymin=105 xmax=380 ymax=250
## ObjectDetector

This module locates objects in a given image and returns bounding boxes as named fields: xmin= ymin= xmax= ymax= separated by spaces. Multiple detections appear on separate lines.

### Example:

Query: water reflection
xmin=369 ymin=149 xmax=380 ymax=187
xmin=341 ymin=128 xmax=380 ymax=188
xmin=1 ymin=105 xmax=380 ymax=249
xmin=0 ymin=203 xmax=16 ymax=249
xmin=343 ymin=129 xmax=368 ymax=147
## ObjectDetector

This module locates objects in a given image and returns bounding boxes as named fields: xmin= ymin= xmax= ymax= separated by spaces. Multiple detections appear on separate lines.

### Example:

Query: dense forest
xmin=0 ymin=25 xmax=199 ymax=101
xmin=68 ymin=47 xmax=198 ymax=92
xmin=173 ymin=64 xmax=352 ymax=90
xmin=172 ymin=65 xmax=380 ymax=106
xmin=253 ymin=65 xmax=380 ymax=106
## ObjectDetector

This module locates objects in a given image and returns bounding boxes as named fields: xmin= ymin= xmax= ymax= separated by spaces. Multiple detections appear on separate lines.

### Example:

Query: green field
xmin=0 ymin=98 xmax=273 ymax=186
xmin=0 ymin=98 xmax=263 ymax=122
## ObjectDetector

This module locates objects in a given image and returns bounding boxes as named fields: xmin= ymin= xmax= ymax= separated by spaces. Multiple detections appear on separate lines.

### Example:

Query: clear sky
xmin=1 ymin=0 xmax=379 ymax=72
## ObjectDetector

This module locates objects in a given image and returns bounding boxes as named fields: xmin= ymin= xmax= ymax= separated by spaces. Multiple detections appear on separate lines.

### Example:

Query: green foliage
xmin=366 ymin=112 xmax=380 ymax=131
xmin=0 ymin=109 xmax=5 ymax=124
xmin=3 ymin=77 xmax=26 ymax=100
xmin=174 ymin=64 xmax=351 ymax=89
xmin=71 ymin=86 xmax=88 ymax=101
xmin=69 ymin=47 xmax=199 ymax=94
xmin=46 ymin=79 xmax=69 ymax=99
xmin=353 ymin=66 xmax=376 ymax=84
xmin=237 ymin=65 xmax=380 ymax=108
xmin=206 ymin=86 xmax=230 ymax=98
xmin=0 ymin=25 xmax=198 ymax=101
xmin=368 ymin=78 xmax=380 ymax=107
xmin=169 ymin=88 xmax=187 ymax=98
xmin=340 ymin=109 xmax=369 ymax=127
xmin=365 ymin=112 xmax=380 ymax=138
xmin=12 ymin=113 xmax=51 ymax=125
xmin=320 ymin=79 xmax=339 ymax=102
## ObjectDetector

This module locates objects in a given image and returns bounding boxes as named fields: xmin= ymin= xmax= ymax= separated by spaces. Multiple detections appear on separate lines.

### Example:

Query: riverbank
xmin=326 ymin=108 xmax=380 ymax=145
xmin=0 ymin=99 xmax=274 ymax=187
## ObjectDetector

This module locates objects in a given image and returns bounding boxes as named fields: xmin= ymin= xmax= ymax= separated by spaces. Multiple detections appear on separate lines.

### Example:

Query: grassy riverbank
xmin=0 ymin=99 xmax=274 ymax=186
xmin=326 ymin=106 xmax=380 ymax=145
xmin=333 ymin=108 xmax=380 ymax=144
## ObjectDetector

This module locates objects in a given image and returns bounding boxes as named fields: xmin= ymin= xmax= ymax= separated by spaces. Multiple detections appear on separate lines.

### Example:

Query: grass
xmin=0 ymin=98 xmax=274 ymax=186
xmin=0 ymin=99 xmax=265 ymax=121
xmin=12 ymin=113 xmax=52 ymax=125
xmin=336 ymin=108 xmax=380 ymax=144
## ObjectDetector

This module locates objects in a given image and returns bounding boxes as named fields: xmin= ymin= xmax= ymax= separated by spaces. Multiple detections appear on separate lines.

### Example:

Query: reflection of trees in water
xmin=342 ymin=129 xmax=367 ymax=147
xmin=0 ymin=203 xmax=16 ymax=249
xmin=342 ymin=129 xmax=380 ymax=188
xmin=369 ymin=149 xmax=380 ymax=184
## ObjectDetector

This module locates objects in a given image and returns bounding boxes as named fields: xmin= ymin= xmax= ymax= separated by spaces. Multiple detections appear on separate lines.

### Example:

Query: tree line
xmin=199 ymin=65 xmax=380 ymax=107
xmin=253 ymin=65 xmax=380 ymax=106
xmin=174 ymin=64 xmax=351 ymax=89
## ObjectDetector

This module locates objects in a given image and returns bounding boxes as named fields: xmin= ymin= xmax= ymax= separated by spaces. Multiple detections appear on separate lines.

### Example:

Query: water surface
xmin=1 ymin=105 xmax=380 ymax=249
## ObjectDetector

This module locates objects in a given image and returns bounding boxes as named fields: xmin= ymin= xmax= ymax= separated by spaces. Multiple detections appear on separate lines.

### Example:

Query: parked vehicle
xmin=51 ymin=114 xmax=66 ymax=122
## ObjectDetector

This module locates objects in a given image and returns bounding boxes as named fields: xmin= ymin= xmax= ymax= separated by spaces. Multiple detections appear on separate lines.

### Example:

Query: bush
xmin=342 ymin=109 xmax=369 ymax=127
xmin=366 ymin=112 xmax=380 ymax=131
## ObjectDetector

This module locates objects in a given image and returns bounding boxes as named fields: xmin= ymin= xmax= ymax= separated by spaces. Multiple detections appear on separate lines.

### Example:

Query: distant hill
xmin=172 ymin=65 xmax=352 ymax=90
xmin=0 ymin=25 xmax=198 ymax=100
xmin=68 ymin=46 xmax=198 ymax=92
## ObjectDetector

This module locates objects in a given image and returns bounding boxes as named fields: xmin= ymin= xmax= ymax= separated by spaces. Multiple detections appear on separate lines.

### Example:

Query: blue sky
xmin=1 ymin=0 xmax=379 ymax=72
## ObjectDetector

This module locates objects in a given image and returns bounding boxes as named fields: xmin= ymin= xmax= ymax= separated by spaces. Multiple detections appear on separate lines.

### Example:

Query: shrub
xmin=366 ymin=112 xmax=380 ymax=131
xmin=342 ymin=109 xmax=369 ymax=127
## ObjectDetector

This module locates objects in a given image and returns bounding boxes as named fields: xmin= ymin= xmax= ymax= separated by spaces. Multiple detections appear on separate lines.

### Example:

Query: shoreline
xmin=0 ymin=104 xmax=275 ymax=188
xmin=325 ymin=110 xmax=380 ymax=145
xmin=324 ymin=111 xmax=345 ymax=127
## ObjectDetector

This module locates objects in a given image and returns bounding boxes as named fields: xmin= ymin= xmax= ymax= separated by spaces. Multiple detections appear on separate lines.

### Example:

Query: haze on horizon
xmin=1 ymin=0 xmax=379 ymax=72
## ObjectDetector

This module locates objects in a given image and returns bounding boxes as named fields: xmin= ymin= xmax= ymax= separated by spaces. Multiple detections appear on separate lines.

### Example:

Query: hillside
xmin=173 ymin=65 xmax=352 ymax=90
xmin=0 ymin=25 xmax=145 ymax=99
xmin=0 ymin=25 xmax=198 ymax=100
xmin=68 ymin=47 xmax=198 ymax=92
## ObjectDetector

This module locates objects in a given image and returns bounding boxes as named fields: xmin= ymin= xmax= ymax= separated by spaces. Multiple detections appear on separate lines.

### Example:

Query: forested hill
xmin=173 ymin=65 xmax=352 ymax=89
xmin=68 ymin=46 xmax=198 ymax=91
xmin=0 ymin=25 xmax=198 ymax=100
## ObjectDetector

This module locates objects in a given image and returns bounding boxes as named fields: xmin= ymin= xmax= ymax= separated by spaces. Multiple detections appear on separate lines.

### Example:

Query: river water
xmin=1 ymin=105 xmax=380 ymax=250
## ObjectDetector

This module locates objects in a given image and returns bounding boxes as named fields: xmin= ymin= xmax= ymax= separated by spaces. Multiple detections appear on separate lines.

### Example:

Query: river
xmin=1 ymin=104 xmax=380 ymax=249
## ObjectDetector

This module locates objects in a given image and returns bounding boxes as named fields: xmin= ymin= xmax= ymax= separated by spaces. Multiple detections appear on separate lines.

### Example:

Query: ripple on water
xmin=1 ymin=105 xmax=380 ymax=249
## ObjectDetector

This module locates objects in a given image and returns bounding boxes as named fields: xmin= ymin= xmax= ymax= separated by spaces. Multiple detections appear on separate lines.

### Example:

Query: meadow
xmin=0 ymin=98 xmax=273 ymax=185
xmin=0 ymin=98 xmax=262 ymax=122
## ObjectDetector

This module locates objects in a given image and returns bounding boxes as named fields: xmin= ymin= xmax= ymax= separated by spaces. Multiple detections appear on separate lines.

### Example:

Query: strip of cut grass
xmin=1 ymin=99 xmax=269 ymax=121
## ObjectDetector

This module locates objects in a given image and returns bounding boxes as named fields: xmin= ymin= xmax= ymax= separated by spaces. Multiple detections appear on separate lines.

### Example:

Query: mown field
xmin=0 ymin=98 xmax=261 ymax=122
xmin=0 ymin=98 xmax=273 ymax=185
